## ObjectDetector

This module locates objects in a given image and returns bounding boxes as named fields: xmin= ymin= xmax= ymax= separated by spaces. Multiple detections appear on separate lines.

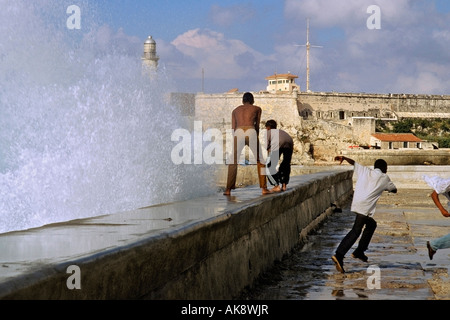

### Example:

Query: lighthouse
xmin=142 ymin=36 xmax=159 ymax=70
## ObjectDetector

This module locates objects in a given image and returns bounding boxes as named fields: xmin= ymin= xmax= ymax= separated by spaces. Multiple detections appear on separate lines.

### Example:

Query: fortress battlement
xmin=192 ymin=90 xmax=450 ymax=129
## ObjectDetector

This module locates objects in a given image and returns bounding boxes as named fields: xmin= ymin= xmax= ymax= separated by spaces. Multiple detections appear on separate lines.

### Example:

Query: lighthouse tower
xmin=142 ymin=36 xmax=159 ymax=70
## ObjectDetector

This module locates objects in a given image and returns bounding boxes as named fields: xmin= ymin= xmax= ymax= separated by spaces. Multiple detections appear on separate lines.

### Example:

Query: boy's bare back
xmin=232 ymin=104 xmax=262 ymax=131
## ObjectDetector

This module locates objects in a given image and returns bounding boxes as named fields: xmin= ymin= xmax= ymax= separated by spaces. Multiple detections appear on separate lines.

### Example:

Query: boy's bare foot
xmin=262 ymin=188 xmax=273 ymax=195
xmin=282 ymin=184 xmax=287 ymax=191
xmin=271 ymin=185 xmax=282 ymax=193
xmin=223 ymin=189 xmax=231 ymax=196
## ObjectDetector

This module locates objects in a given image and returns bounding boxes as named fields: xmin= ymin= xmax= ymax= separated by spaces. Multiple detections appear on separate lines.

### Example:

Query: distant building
xmin=370 ymin=133 xmax=423 ymax=149
xmin=265 ymin=73 xmax=300 ymax=93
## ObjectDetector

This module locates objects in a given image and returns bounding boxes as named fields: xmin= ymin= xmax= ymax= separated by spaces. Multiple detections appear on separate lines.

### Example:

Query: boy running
xmin=332 ymin=156 xmax=397 ymax=273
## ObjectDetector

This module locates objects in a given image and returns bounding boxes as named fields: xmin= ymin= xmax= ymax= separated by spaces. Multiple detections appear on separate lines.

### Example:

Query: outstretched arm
xmin=334 ymin=156 xmax=355 ymax=166
xmin=431 ymin=190 xmax=450 ymax=217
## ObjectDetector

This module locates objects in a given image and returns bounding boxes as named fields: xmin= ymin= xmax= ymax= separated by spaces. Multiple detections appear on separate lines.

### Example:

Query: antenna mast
xmin=295 ymin=18 xmax=323 ymax=92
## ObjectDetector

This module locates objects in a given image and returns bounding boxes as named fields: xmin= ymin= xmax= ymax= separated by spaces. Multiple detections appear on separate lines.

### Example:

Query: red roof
xmin=371 ymin=133 xmax=423 ymax=142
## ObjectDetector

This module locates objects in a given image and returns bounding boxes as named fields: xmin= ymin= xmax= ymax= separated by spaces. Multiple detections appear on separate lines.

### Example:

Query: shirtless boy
xmin=223 ymin=92 xmax=270 ymax=196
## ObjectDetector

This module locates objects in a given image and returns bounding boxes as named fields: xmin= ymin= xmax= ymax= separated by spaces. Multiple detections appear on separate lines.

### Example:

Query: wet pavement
xmin=238 ymin=188 xmax=450 ymax=300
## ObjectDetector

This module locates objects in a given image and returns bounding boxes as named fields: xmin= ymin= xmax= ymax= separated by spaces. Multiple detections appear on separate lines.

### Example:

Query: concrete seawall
xmin=216 ymin=164 xmax=450 ymax=191
xmin=0 ymin=170 xmax=353 ymax=300
xmin=341 ymin=150 xmax=450 ymax=166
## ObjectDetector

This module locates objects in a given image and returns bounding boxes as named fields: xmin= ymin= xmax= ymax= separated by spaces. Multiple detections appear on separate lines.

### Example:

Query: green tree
xmin=393 ymin=119 xmax=413 ymax=133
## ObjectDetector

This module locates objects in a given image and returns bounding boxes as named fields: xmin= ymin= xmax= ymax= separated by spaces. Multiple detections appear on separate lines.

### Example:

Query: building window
xmin=339 ymin=111 xmax=345 ymax=120
xmin=389 ymin=142 xmax=393 ymax=149
xmin=403 ymin=142 xmax=408 ymax=148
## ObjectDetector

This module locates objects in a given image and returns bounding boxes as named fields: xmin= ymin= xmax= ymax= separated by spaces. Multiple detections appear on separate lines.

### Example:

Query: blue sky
xmin=34 ymin=0 xmax=450 ymax=94
xmin=94 ymin=0 xmax=284 ymax=55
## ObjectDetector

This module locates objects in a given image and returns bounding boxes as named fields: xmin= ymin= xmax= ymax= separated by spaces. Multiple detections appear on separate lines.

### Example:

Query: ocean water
xmin=0 ymin=0 xmax=215 ymax=233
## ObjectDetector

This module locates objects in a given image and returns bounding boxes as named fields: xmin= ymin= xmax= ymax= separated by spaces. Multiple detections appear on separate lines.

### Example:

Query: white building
xmin=265 ymin=73 xmax=300 ymax=93
xmin=370 ymin=133 xmax=424 ymax=150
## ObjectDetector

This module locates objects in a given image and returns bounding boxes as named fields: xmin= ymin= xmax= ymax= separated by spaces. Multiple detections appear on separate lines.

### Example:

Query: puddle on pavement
xmin=237 ymin=192 xmax=444 ymax=300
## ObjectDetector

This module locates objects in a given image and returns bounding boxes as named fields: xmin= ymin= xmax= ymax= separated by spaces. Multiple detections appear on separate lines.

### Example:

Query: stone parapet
xmin=0 ymin=170 xmax=353 ymax=300
xmin=297 ymin=91 xmax=450 ymax=120
xmin=340 ymin=149 xmax=450 ymax=166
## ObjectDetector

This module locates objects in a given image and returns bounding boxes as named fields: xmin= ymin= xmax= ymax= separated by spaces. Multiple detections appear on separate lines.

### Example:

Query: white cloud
xmin=81 ymin=25 xmax=142 ymax=56
xmin=284 ymin=0 xmax=414 ymax=28
xmin=396 ymin=72 xmax=448 ymax=94
xmin=170 ymin=28 xmax=271 ymax=81
xmin=281 ymin=0 xmax=450 ymax=94
xmin=432 ymin=29 xmax=450 ymax=43
xmin=393 ymin=58 xmax=450 ymax=94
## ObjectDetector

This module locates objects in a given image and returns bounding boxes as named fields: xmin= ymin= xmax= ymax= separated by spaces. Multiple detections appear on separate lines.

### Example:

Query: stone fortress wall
xmin=297 ymin=91 xmax=450 ymax=121
xmin=194 ymin=91 xmax=450 ymax=127
xmin=194 ymin=91 xmax=301 ymax=128
xmin=172 ymin=91 xmax=450 ymax=165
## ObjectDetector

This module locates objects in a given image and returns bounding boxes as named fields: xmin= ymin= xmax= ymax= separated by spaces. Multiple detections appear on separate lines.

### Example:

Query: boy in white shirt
xmin=332 ymin=156 xmax=397 ymax=273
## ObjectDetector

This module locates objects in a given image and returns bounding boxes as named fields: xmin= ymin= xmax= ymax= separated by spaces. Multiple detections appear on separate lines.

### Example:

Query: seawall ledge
xmin=0 ymin=169 xmax=354 ymax=300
